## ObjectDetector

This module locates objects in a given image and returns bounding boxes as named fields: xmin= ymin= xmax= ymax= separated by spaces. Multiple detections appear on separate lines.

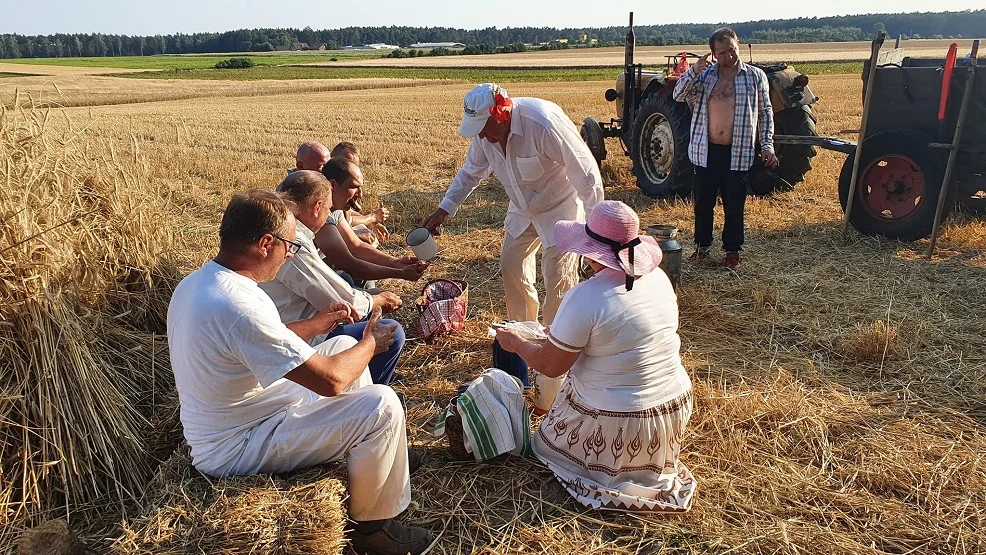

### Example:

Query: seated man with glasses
xmin=260 ymin=170 xmax=407 ymax=385
xmin=167 ymin=189 xmax=434 ymax=555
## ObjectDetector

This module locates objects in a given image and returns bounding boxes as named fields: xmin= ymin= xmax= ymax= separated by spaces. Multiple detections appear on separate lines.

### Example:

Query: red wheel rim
xmin=857 ymin=154 xmax=927 ymax=220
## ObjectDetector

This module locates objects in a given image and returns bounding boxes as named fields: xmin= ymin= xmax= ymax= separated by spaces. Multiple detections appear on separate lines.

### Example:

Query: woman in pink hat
xmin=495 ymin=200 xmax=696 ymax=513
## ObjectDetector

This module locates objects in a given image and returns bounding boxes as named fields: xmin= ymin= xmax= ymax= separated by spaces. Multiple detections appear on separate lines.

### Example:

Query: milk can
xmin=645 ymin=225 xmax=682 ymax=290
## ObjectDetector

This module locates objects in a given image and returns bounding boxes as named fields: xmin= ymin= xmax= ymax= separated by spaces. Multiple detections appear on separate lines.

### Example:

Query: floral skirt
xmin=532 ymin=381 xmax=696 ymax=513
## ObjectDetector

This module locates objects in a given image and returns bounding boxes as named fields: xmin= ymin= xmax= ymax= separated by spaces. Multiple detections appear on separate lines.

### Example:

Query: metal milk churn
xmin=645 ymin=225 xmax=682 ymax=290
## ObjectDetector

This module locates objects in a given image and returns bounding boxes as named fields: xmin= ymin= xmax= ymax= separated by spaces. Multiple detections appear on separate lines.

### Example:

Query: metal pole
xmin=842 ymin=32 xmax=886 ymax=236
xmin=926 ymin=54 xmax=978 ymax=259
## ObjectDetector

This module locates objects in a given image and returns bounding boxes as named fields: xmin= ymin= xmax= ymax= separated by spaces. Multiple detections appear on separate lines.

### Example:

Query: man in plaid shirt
xmin=673 ymin=28 xmax=778 ymax=270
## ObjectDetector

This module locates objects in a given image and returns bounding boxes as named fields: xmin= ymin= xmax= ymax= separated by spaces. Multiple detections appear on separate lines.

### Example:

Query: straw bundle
xmin=0 ymin=104 xmax=190 ymax=547
xmin=111 ymin=449 xmax=348 ymax=555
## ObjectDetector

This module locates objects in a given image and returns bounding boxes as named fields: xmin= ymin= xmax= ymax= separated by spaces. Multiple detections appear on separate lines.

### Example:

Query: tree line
xmin=0 ymin=10 xmax=982 ymax=59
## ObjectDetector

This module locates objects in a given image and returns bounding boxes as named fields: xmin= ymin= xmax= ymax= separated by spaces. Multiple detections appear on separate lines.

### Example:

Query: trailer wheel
xmin=631 ymin=93 xmax=694 ymax=198
xmin=580 ymin=117 xmax=607 ymax=168
xmin=959 ymin=194 xmax=986 ymax=215
xmin=838 ymin=130 xmax=949 ymax=241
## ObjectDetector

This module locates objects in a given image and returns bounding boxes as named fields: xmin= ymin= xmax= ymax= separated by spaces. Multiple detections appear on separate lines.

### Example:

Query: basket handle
xmin=420 ymin=278 xmax=464 ymax=300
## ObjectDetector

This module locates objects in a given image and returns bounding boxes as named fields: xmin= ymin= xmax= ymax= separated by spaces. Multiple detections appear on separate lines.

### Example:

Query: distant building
xmin=289 ymin=42 xmax=310 ymax=51
xmin=409 ymin=42 xmax=466 ymax=48
xmin=310 ymin=43 xmax=327 ymax=51
xmin=554 ymin=38 xmax=569 ymax=45
xmin=341 ymin=42 xmax=400 ymax=50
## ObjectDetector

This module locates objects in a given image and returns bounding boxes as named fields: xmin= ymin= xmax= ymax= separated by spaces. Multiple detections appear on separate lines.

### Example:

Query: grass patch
xmin=0 ymin=51 xmax=385 ymax=70
xmin=117 ymin=61 xmax=864 ymax=83
xmin=0 ymin=71 xmax=43 ymax=77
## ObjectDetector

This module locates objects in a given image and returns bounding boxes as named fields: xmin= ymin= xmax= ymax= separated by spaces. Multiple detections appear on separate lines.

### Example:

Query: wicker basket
xmin=415 ymin=279 xmax=469 ymax=342
xmin=445 ymin=397 xmax=473 ymax=461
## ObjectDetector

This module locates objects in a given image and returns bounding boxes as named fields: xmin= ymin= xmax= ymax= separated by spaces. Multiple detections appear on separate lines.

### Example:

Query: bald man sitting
xmin=294 ymin=141 xmax=388 ymax=247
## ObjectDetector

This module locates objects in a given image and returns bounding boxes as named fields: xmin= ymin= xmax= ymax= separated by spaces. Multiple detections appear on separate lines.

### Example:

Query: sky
xmin=0 ymin=0 xmax=983 ymax=36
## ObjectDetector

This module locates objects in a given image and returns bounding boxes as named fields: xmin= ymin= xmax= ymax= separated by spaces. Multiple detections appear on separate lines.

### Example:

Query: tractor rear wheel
xmin=773 ymin=105 xmax=818 ymax=189
xmin=838 ymin=130 xmax=949 ymax=241
xmin=631 ymin=92 xmax=694 ymax=198
xmin=580 ymin=117 xmax=607 ymax=168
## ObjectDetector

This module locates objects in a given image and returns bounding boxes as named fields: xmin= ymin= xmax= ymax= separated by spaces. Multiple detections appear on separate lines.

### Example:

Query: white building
xmin=341 ymin=43 xmax=401 ymax=50
xmin=410 ymin=42 xmax=466 ymax=48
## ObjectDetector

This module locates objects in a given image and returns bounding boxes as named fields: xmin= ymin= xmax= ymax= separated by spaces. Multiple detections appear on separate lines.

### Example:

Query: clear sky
xmin=1 ymin=0 xmax=982 ymax=36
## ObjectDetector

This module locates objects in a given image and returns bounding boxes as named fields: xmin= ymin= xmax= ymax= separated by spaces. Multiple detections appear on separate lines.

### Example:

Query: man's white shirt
xmin=439 ymin=97 xmax=604 ymax=247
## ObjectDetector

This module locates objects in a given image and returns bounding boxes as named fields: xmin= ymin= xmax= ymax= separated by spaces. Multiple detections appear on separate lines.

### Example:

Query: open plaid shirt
xmin=672 ymin=61 xmax=774 ymax=171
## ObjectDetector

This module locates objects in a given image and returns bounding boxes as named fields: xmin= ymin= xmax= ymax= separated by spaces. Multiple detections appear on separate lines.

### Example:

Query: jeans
xmin=694 ymin=143 xmax=749 ymax=252
xmin=325 ymin=319 xmax=405 ymax=385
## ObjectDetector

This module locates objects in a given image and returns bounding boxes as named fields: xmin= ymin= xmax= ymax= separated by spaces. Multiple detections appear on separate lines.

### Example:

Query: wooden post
xmin=842 ymin=32 xmax=886 ymax=236
xmin=926 ymin=53 xmax=978 ymax=259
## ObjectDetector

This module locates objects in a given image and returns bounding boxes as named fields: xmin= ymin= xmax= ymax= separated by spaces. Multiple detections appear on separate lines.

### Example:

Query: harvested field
xmin=3 ymin=72 xmax=985 ymax=555
xmin=0 ymin=62 xmax=145 ymax=76
xmin=317 ymin=39 xmax=976 ymax=67
xmin=0 ymin=75 xmax=454 ymax=108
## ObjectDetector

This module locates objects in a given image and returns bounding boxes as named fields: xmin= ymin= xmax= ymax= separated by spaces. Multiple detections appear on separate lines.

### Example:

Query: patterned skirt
xmin=532 ymin=380 xmax=696 ymax=513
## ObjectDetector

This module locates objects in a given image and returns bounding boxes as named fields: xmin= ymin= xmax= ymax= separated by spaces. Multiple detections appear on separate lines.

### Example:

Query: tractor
xmin=581 ymin=13 xmax=820 ymax=198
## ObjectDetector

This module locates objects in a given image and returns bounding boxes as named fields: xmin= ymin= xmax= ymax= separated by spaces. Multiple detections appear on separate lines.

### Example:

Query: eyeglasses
xmin=273 ymin=235 xmax=307 ymax=255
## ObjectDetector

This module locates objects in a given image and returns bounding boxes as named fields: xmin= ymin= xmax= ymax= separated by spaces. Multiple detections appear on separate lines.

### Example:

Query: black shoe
xmin=350 ymin=519 xmax=435 ymax=555
xmin=408 ymin=449 xmax=425 ymax=475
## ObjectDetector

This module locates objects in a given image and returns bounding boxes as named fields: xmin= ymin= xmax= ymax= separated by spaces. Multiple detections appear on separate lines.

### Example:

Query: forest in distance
xmin=0 ymin=9 xmax=983 ymax=59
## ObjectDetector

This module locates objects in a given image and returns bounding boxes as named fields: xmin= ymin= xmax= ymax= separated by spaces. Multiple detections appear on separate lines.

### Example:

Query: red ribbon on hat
xmin=490 ymin=91 xmax=512 ymax=123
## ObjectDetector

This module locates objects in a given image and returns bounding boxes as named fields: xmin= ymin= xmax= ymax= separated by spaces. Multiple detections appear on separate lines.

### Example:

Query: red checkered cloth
xmin=416 ymin=279 xmax=469 ymax=340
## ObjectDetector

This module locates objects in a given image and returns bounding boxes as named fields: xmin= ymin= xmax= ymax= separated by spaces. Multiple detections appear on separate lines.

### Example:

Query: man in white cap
xmin=422 ymin=83 xmax=604 ymax=325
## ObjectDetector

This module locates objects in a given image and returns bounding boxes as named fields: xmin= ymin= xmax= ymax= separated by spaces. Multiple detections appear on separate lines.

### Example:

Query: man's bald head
xmin=295 ymin=141 xmax=331 ymax=171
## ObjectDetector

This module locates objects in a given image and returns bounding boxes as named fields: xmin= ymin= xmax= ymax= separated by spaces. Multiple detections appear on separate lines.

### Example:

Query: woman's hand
xmin=495 ymin=328 xmax=527 ymax=353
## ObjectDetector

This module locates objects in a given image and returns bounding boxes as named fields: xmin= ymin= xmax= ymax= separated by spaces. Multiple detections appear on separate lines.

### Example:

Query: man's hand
xmin=398 ymin=261 xmax=429 ymax=281
xmin=319 ymin=302 xmax=357 ymax=332
xmin=362 ymin=307 xmax=397 ymax=355
xmin=495 ymin=328 xmax=527 ymax=353
xmin=369 ymin=222 xmax=389 ymax=241
xmin=692 ymin=53 xmax=712 ymax=74
xmin=422 ymin=208 xmax=449 ymax=236
xmin=371 ymin=203 xmax=390 ymax=224
xmin=372 ymin=291 xmax=403 ymax=313
xmin=762 ymin=149 xmax=780 ymax=168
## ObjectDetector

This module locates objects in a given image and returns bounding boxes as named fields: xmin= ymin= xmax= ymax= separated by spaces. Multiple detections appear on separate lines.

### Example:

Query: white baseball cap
xmin=458 ymin=83 xmax=508 ymax=138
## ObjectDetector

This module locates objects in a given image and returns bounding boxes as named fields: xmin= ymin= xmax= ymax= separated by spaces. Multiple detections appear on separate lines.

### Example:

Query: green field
xmin=0 ymin=51 xmax=387 ymax=70
xmin=115 ymin=61 xmax=864 ymax=82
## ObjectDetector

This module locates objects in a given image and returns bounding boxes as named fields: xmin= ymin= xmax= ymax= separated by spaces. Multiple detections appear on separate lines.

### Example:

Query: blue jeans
xmin=325 ymin=319 xmax=405 ymax=385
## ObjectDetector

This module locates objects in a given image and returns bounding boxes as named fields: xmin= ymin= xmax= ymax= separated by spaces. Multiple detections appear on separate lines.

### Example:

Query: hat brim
xmin=554 ymin=219 xmax=663 ymax=276
xmin=458 ymin=114 xmax=488 ymax=138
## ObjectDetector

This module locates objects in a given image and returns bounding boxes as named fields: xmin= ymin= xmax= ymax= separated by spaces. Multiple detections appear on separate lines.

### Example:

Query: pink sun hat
xmin=554 ymin=200 xmax=663 ymax=290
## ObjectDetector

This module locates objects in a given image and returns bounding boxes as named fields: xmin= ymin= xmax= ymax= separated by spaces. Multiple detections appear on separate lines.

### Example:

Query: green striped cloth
xmin=454 ymin=368 xmax=533 ymax=461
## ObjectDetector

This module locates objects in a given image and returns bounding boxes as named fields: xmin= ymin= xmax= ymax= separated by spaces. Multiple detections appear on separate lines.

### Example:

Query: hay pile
xmin=0 ymin=103 xmax=193 ymax=548
xmin=110 ymin=449 xmax=348 ymax=555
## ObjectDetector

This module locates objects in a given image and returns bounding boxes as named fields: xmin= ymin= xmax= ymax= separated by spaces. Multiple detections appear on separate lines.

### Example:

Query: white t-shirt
xmin=167 ymin=260 xmax=317 ymax=475
xmin=548 ymin=268 xmax=691 ymax=411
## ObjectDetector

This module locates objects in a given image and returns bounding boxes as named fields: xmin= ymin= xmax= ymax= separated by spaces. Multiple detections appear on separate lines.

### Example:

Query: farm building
xmin=341 ymin=42 xmax=401 ymax=50
xmin=410 ymin=42 xmax=466 ymax=48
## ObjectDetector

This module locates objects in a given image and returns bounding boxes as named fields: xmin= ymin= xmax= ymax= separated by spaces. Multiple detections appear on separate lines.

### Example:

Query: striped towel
xmin=455 ymin=368 xmax=533 ymax=462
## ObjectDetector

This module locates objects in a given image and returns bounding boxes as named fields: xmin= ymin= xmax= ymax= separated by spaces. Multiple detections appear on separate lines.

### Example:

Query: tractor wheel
xmin=580 ymin=117 xmax=607 ymax=168
xmin=838 ymin=130 xmax=950 ymax=241
xmin=773 ymin=105 xmax=818 ymax=189
xmin=631 ymin=92 xmax=694 ymax=198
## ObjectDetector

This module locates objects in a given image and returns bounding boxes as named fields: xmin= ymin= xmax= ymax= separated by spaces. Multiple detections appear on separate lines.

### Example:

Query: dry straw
xmin=111 ymin=448 xmax=348 ymax=555
xmin=0 ymin=102 xmax=190 ymax=548
xmin=4 ymin=75 xmax=986 ymax=554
